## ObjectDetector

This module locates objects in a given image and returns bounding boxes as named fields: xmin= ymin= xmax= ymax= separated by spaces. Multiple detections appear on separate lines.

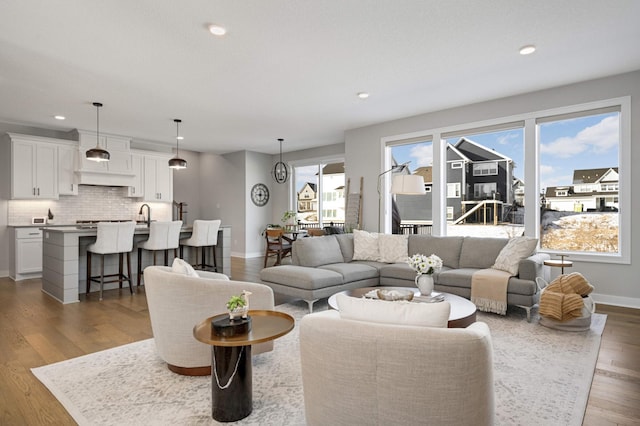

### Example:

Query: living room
xmin=1 ymin=1 xmax=639 ymax=425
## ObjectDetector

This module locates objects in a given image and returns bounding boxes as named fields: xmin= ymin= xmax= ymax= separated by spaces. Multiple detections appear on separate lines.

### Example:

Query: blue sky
xmin=391 ymin=112 xmax=619 ymax=192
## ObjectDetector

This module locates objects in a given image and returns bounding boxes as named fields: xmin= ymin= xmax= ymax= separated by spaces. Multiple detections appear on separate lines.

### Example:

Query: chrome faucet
xmin=139 ymin=204 xmax=151 ymax=227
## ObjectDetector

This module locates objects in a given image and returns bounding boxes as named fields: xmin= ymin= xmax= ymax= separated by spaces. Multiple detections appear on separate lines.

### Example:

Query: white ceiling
xmin=1 ymin=1 xmax=639 ymax=155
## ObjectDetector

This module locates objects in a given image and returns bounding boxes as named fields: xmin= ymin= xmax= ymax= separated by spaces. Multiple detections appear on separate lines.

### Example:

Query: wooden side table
xmin=193 ymin=310 xmax=294 ymax=422
xmin=544 ymin=254 xmax=573 ymax=274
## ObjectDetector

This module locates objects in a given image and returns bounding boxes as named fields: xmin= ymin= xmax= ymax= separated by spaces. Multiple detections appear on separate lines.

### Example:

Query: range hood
xmin=74 ymin=129 xmax=135 ymax=187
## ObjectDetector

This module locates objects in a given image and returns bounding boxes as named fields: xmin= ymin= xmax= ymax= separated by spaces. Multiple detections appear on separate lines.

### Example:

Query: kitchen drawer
xmin=16 ymin=228 xmax=43 ymax=239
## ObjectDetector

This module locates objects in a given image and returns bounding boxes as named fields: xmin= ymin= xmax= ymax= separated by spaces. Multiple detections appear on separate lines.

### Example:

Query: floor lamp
xmin=377 ymin=163 xmax=426 ymax=232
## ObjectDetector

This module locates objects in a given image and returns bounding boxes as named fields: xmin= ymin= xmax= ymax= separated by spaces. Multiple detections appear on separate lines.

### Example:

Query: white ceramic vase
xmin=415 ymin=274 xmax=434 ymax=296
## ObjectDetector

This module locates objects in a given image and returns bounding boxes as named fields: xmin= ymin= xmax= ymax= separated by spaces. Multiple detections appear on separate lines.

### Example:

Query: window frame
xmin=381 ymin=96 xmax=630 ymax=264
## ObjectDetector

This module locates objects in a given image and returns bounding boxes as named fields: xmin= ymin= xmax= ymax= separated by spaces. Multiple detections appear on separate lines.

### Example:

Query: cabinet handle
xmin=33 ymin=188 xmax=36 ymax=195
xmin=37 ymin=188 xmax=40 ymax=196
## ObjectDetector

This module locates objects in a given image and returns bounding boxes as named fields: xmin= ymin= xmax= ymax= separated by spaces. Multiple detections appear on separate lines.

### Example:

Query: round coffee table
xmin=328 ymin=287 xmax=477 ymax=328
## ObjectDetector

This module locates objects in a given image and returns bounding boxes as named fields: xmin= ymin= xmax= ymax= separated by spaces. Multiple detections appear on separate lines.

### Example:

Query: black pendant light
xmin=273 ymin=138 xmax=289 ymax=183
xmin=168 ymin=119 xmax=187 ymax=169
xmin=85 ymin=102 xmax=110 ymax=162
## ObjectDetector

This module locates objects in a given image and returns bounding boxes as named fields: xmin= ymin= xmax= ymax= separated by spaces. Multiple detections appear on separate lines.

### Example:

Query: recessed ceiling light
xmin=519 ymin=45 xmax=536 ymax=55
xmin=357 ymin=92 xmax=369 ymax=99
xmin=54 ymin=115 xmax=66 ymax=120
xmin=208 ymin=24 xmax=227 ymax=36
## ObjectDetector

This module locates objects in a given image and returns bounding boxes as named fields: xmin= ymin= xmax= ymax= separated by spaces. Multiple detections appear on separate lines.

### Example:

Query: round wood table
xmin=544 ymin=255 xmax=573 ymax=274
xmin=328 ymin=287 xmax=477 ymax=328
xmin=193 ymin=309 xmax=294 ymax=422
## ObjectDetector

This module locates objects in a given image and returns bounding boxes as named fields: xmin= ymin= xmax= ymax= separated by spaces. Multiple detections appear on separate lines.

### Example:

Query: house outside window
xmin=447 ymin=182 xmax=460 ymax=198
xmin=473 ymin=162 xmax=498 ymax=176
xmin=474 ymin=182 xmax=497 ymax=199
xmin=293 ymin=161 xmax=345 ymax=227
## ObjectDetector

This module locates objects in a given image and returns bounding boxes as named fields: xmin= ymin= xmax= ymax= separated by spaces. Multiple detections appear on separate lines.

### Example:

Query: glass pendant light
xmin=273 ymin=138 xmax=289 ymax=183
xmin=168 ymin=118 xmax=187 ymax=169
xmin=85 ymin=102 xmax=110 ymax=162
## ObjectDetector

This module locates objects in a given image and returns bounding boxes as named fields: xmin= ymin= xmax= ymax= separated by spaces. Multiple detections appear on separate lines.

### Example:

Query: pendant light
xmin=273 ymin=138 xmax=289 ymax=183
xmin=85 ymin=102 xmax=110 ymax=162
xmin=168 ymin=119 xmax=187 ymax=169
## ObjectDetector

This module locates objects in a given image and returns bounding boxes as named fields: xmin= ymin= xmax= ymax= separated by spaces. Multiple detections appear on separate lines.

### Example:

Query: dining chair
xmin=263 ymin=228 xmax=293 ymax=267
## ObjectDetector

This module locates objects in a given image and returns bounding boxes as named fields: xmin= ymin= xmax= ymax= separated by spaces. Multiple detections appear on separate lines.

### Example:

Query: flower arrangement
xmin=407 ymin=253 xmax=443 ymax=275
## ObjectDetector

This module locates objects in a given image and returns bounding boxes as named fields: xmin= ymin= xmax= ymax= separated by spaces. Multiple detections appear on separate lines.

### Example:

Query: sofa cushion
xmin=293 ymin=236 xmax=344 ymax=267
xmin=336 ymin=293 xmax=450 ymax=328
xmin=259 ymin=265 xmax=343 ymax=290
xmin=378 ymin=234 xmax=409 ymax=263
xmin=352 ymin=229 xmax=380 ymax=261
xmin=458 ymin=237 xmax=508 ymax=269
xmin=492 ymin=237 xmax=538 ymax=275
xmin=318 ymin=263 xmax=379 ymax=283
xmin=171 ymin=258 xmax=199 ymax=277
xmin=335 ymin=233 xmax=355 ymax=263
xmin=408 ymin=236 xmax=464 ymax=269
xmin=379 ymin=263 xmax=416 ymax=281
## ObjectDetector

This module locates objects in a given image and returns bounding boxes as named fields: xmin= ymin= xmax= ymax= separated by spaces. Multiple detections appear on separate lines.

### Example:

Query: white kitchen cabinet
xmin=143 ymin=154 xmax=173 ymax=202
xmin=57 ymin=143 xmax=79 ymax=195
xmin=10 ymin=228 xmax=43 ymax=281
xmin=10 ymin=135 xmax=58 ymax=199
xmin=76 ymin=131 xmax=133 ymax=174
xmin=127 ymin=153 xmax=144 ymax=197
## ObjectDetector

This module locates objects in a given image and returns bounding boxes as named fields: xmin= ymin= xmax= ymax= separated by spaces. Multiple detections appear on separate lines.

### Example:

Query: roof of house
xmin=572 ymin=167 xmax=619 ymax=184
xmin=454 ymin=138 xmax=513 ymax=162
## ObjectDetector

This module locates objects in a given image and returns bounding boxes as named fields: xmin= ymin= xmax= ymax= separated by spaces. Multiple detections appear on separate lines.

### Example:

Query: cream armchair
xmin=144 ymin=266 xmax=275 ymax=376
xmin=299 ymin=310 xmax=495 ymax=426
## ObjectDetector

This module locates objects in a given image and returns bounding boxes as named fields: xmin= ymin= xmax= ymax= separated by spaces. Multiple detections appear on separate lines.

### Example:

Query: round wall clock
xmin=251 ymin=183 xmax=270 ymax=206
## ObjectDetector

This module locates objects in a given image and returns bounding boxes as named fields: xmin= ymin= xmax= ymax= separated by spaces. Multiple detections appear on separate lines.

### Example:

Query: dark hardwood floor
xmin=0 ymin=257 xmax=638 ymax=425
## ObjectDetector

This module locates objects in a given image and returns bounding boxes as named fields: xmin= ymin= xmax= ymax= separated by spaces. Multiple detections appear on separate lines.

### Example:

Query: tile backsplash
xmin=8 ymin=185 xmax=172 ymax=225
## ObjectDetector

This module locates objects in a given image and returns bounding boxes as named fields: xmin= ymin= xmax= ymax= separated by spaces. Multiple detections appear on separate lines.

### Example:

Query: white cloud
xmin=540 ymin=115 xmax=619 ymax=158
xmin=410 ymin=143 xmax=433 ymax=167
xmin=497 ymin=132 xmax=519 ymax=145
xmin=540 ymin=164 xmax=554 ymax=175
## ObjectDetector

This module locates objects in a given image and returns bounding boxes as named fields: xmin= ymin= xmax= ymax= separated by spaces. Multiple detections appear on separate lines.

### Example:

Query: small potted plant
xmin=281 ymin=210 xmax=297 ymax=231
xmin=226 ymin=291 xmax=251 ymax=320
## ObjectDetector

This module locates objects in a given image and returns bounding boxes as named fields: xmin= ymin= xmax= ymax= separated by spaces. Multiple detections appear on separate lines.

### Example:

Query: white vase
xmin=415 ymin=274 xmax=434 ymax=296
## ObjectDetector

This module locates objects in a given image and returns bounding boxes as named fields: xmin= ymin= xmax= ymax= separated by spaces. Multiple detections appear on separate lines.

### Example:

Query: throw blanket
xmin=539 ymin=272 xmax=594 ymax=321
xmin=471 ymin=268 xmax=511 ymax=315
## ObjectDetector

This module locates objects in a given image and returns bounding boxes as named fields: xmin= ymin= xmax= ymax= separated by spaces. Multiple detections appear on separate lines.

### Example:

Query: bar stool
xmin=86 ymin=221 xmax=136 ymax=300
xmin=180 ymin=219 xmax=221 ymax=271
xmin=137 ymin=220 xmax=183 ymax=286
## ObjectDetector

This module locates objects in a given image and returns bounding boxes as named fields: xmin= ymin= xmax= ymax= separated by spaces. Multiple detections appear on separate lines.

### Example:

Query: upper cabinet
xmin=58 ymin=143 xmax=79 ymax=195
xmin=126 ymin=153 xmax=144 ymax=198
xmin=8 ymin=134 xmax=58 ymax=199
xmin=143 ymin=154 xmax=173 ymax=202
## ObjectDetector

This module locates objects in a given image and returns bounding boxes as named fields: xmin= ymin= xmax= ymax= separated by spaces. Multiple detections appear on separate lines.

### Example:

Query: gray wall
xmin=171 ymin=149 xmax=202 ymax=225
xmin=345 ymin=70 xmax=640 ymax=308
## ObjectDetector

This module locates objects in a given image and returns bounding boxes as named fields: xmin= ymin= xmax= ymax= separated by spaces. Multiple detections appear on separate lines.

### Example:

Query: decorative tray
xmin=363 ymin=289 xmax=414 ymax=301
xmin=413 ymin=293 xmax=446 ymax=303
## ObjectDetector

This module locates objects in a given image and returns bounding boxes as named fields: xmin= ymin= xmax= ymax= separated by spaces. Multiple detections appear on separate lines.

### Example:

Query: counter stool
xmin=86 ymin=221 xmax=136 ymax=300
xmin=179 ymin=219 xmax=221 ymax=271
xmin=137 ymin=220 xmax=183 ymax=286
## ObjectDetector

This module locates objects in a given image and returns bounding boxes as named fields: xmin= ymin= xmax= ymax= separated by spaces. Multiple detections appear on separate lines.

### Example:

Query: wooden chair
xmin=306 ymin=228 xmax=326 ymax=237
xmin=264 ymin=228 xmax=293 ymax=267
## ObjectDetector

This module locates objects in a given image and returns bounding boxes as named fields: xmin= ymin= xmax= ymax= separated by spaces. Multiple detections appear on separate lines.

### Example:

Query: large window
xmin=538 ymin=109 xmax=620 ymax=254
xmin=383 ymin=97 xmax=629 ymax=263
xmin=293 ymin=161 xmax=345 ymax=228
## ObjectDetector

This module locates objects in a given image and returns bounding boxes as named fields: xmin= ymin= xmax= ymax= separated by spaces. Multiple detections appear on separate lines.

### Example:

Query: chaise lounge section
xmin=259 ymin=232 xmax=550 ymax=318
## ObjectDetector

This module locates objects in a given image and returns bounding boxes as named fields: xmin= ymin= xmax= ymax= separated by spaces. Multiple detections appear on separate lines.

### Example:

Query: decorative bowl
xmin=376 ymin=289 xmax=414 ymax=301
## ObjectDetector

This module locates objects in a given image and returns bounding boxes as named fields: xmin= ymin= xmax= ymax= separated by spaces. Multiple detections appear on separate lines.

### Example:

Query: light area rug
xmin=32 ymin=301 xmax=606 ymax=426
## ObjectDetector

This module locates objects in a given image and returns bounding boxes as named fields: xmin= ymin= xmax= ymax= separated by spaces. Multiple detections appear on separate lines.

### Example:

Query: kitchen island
xmin=41 ymin=225 xmax=231 ymax=304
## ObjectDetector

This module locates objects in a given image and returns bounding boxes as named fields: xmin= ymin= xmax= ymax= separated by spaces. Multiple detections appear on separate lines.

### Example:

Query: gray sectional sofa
xmin=259 ymin=233 xmax=550 ymax=319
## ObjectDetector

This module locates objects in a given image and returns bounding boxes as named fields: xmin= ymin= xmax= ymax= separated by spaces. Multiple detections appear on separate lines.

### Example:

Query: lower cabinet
xmin=10 ymin=228 xmax=43 ymax=281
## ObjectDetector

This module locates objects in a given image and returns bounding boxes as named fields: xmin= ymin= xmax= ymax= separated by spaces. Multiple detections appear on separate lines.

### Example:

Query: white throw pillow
xmin=352 ymin=229 xmax=380 ymax=261
xmin=171 ymin=258 xmax=200 ymax=277
xmin=378 ymin=234 xmax=409 ymax=263
xmin=491 ymin=236 xmax=538 ymax=276
xmin=336 ymin=293 xmax=450 ymax=328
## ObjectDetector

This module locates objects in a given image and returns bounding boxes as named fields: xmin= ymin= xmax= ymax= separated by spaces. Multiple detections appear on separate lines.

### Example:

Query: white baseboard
xmin=231 ymin=251 xmax=264 ymax=259
xmin=592 ymin=293 xmax=640 ymax=310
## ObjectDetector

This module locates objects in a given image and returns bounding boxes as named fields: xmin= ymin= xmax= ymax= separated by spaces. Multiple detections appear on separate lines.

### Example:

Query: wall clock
xmin=251 ymin=183 xmax=270 ymax=206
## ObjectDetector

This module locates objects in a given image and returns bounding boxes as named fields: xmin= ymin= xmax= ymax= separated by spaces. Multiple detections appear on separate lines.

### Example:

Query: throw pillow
xmin=491 ymin=236 xmax=538 ymax=276
xmin=352 ymin=229 xmax=380 ymax=261
xmin=336 ymin=293 xmax=450 ymax=328
xmin=378 ymin=234 xmax=409 ymax=263
xmin=171 ymin=258 xmax=200 ymax=277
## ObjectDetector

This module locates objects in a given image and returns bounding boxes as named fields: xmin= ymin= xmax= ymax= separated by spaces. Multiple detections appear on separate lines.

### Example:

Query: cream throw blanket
xmin=471 ymin=268 xmax=511 ymax=315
